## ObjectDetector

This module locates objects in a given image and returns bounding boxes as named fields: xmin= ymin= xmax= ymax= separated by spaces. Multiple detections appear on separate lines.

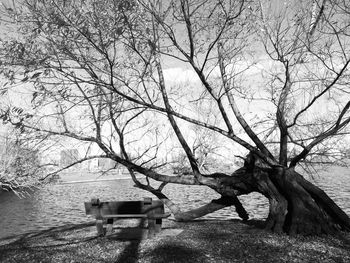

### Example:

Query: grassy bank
xmin=0 ymin=219 xmax=349 ymax=263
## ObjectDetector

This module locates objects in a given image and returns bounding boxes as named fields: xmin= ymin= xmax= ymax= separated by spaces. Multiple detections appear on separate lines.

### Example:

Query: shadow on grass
xmin=0 ymin=222 xmax=104 ymax=263
xmin=242 ymin=219 xmax=267 ymax=229
xmin=190 ymin=219 xmax=350 ymax=263
xmin=109 ymin=218 xmax=146 ymax=263
xmin=144 ymin=244 xmax=204 ymax=263
xmin=0 ymin=221 xmax=96 ymax=243
xmin=181 ymin=218 xmax=267 ymax=230
xmin=1 ymin=219 xmax=349 ymax=263
xmin=0 ymin=219 xmax=153 ymax=263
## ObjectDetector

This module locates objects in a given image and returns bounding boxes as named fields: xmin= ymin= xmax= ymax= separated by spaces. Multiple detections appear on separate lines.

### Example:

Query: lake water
xmin=0 ymin=167 xmax=349 ymax=239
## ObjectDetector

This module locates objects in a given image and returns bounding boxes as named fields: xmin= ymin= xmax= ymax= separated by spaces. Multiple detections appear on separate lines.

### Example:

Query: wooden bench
xmin=84 ymin=197 xmax=171 ymax=237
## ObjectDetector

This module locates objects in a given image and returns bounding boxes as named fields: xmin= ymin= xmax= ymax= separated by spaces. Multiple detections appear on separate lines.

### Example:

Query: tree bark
xmin=166 ymin=162 xmax=350 ymax=235
xmin=272 ymin=169 xmax=350 ymax=235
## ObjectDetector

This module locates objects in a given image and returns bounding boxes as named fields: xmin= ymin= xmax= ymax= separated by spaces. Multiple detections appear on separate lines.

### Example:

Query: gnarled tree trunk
xmin=166 ymin=158 xmax=350 ymax=235
xmin=266 ymin=168 xmax=350 ymax=235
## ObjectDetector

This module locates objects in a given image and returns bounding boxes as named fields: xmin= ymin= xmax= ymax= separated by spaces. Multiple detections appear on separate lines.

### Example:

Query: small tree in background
xmin=0 ymin=126 xmax=44 ymax=196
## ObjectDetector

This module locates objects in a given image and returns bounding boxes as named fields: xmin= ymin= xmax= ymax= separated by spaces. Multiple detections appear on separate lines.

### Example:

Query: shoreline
xmin=58 ymin=176 xmax=133 ymax=184
xmin=55 ymin=170 xmax=141 ymax=184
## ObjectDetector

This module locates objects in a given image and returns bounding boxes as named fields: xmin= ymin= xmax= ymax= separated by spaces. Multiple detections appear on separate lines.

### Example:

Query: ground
xmin=0 ymin=219 xmax=349 ymax=263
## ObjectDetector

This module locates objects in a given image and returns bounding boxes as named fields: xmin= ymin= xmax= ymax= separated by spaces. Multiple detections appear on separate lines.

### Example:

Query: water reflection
xmin=0 ymin=167 xmax=349 ymax=239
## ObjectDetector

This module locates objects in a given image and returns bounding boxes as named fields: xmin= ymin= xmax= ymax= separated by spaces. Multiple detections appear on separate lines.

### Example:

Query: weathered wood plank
xmin=101 ymin=214 xmax=148 ymax=218
xmin=100 ymin=213 xmax=171 ymax=219
xmin=84 ymin=200 xmax=164 ymax=215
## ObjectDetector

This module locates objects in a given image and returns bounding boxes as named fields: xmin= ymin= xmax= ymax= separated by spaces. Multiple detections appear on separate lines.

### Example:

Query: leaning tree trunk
xmin=161 ymin=163 xmax=350 ymax=235
xmin=227 ymin=165 xmax=350 ymax=235
xmin=265 ymin=168 xmax=350 ymax=235
xmin=215 ymin=165 xmax=350 ymax=235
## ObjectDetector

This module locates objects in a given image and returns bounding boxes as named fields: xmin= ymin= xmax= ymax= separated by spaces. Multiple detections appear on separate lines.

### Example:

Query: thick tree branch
xmin=276 ymin=62 xmax=291 ymax=166
xmin=217 ymin=42 xmax=275 ymax=161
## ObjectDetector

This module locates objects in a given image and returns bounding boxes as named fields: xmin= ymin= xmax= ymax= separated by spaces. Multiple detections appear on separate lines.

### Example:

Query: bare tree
xmin=0 ymin=0 xmax=349 ymax=234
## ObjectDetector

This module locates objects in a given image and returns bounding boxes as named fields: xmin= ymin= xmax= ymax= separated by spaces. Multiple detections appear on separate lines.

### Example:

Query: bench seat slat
xmin=102 ymin=214 xmax=148 ymax=218
xmin=148 ymin=213 xmax=171 ymax=219
xmin=101 ymin=213 xmax=171 ymax=219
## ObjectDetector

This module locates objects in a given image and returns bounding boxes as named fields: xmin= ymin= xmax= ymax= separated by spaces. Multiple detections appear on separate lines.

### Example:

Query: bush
xmin=0 ymin=134 xmax=43 ymax=196
xmin=171 ymin=153 xmax=192 ymax=175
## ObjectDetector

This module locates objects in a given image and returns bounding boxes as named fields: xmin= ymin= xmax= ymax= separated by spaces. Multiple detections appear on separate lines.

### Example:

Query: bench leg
xmin=155 ymin=218 xmax=162 ymax=233
xmin=106 ymin=218 xmax=114 ymax=235
xmin=96 ymin=218 xmax=104 ymax=236
xmin=148 ymin=219 xmax=156 ymax=238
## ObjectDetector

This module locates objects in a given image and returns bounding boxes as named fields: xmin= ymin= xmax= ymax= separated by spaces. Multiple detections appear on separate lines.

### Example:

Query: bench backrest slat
xmin=84 ymin=199 xmax=164 ymax=216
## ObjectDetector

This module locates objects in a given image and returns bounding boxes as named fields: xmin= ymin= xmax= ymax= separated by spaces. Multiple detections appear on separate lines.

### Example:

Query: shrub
xmin=0 ymin=134 xmax=43 ymax=196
